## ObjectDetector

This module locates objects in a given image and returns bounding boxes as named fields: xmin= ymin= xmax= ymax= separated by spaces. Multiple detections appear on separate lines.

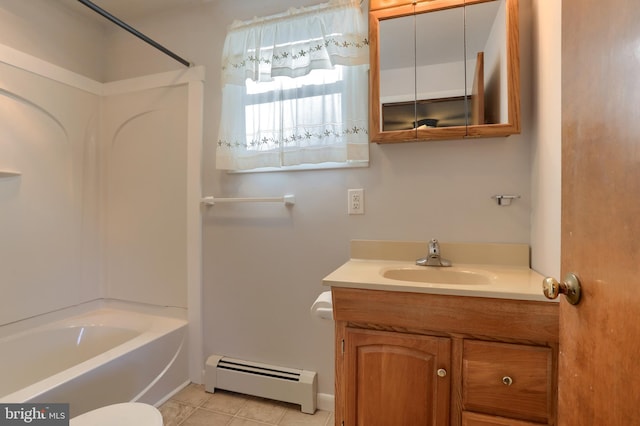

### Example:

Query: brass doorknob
xmin=436 ymin=368 xmax=447 ymax=378
xmin=542 ymin=273 xmax=582 ymax=305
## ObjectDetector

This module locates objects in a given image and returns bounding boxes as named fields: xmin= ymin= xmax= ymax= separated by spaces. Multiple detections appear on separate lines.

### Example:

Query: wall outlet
xmin=348 ymin=188 xmax=364 ymax=215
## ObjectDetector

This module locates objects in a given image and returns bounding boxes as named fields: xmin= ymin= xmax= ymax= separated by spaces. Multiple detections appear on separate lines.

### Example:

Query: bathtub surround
xmin=0 ymin=40 xmax=204 ymax=386
xmin=0 ymin=53 xmax=101 ymax=324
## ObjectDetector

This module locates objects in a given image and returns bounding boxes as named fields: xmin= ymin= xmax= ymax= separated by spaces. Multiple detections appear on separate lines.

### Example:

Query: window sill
xmin=227 ymin=161 xmax=369 ymax=174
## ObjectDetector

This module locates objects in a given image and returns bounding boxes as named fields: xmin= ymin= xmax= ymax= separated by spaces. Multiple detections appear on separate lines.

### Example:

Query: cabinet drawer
xmin=462 ymin=340 xmax=553 ymax=424
xmin=462 ymin=411 xmax=545 ymax=426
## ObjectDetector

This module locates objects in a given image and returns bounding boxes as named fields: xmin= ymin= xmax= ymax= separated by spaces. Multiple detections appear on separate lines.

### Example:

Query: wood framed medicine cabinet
xmin=369 ymin=0 xmax=521 ymax=143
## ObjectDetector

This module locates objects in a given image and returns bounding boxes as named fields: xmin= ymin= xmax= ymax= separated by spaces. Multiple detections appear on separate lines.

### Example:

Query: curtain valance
xmin=221 ymin=0 xmax=369 ymax=85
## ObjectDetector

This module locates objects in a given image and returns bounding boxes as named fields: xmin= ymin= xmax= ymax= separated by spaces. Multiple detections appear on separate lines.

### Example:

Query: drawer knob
xmin=436 ymin=368 xmax=447 ymax=378
xmin=542 ymin=272 xmax=582 ymax=305
xmin=502 ymin=376 xmax=513 ymax=386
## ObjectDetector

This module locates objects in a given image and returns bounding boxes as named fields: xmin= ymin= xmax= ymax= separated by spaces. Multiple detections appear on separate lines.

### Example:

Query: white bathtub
xmin=0 ymin=301 xmax=189 ymax=417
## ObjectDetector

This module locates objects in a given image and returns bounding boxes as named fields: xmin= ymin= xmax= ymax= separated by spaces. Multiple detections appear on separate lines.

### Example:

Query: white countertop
xmin=322 ymin=258 xmax=555 ymax=302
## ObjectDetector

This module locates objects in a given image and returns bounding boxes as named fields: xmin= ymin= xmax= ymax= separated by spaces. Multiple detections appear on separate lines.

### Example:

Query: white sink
xmin=381 ymin=267 xmax=493 ymax=285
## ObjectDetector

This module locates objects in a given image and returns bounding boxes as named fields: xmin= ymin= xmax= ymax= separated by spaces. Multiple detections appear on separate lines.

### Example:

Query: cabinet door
xmin=344 ymin=328 xmax=450 ymax=426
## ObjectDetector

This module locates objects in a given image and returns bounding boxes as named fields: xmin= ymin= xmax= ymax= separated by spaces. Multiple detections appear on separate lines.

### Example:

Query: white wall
xmin=530 ymin=0 xmax=561 ymax=278
xmin=0 ymin=0 xmax=107 ymax=81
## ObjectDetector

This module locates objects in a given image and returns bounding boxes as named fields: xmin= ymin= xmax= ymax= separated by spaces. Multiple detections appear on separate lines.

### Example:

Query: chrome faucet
xmin=416 ymin=239 xmax=451 ymax=267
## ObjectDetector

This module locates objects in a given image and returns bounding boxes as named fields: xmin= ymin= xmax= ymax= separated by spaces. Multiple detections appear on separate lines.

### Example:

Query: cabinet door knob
xmin=436 ymin=368 xmax=447 ymax=378
xmin=542 ymin=272 xmax=582 ymax=305
xmin=502 ymin=376 xmax=513 ymax=386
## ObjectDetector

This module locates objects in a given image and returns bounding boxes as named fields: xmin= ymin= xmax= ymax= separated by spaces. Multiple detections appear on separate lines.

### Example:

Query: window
xmin=216 ymin=0 xmax=369 ymax=171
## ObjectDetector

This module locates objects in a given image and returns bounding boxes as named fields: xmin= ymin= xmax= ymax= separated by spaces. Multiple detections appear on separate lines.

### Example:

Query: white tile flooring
xmin=159 ymin=384 xmax=334 ymax=426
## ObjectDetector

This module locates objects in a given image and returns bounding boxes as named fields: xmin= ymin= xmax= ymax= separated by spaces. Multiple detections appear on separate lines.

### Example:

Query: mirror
xmin=369 ymin=0 xmax=520 ymax=143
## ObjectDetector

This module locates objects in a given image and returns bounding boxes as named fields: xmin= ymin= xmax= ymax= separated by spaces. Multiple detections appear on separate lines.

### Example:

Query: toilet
xmin=70 ymin=403 xmax=163 ymax=426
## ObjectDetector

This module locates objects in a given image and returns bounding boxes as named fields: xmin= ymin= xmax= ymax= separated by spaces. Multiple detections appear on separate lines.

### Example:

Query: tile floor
xmin=159 ymin=383 xmax=334 ymax=426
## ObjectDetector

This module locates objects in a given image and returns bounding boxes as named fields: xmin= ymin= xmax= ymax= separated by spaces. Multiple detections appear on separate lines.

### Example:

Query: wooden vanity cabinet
xmin=333 ymin=287 xmax=559 ymax=426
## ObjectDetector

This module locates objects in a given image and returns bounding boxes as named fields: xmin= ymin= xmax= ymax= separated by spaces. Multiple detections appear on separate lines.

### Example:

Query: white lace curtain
xmin=216 ymin=0 xmax=369 ymax=170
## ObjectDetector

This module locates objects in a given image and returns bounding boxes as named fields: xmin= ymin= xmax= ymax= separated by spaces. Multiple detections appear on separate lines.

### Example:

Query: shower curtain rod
xmin=77 ymin=0 xmax=191 ymax=67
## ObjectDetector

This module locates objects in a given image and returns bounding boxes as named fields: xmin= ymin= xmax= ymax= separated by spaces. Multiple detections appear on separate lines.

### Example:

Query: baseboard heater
xmin=204 ymin=355 xmax=317 ymax=414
